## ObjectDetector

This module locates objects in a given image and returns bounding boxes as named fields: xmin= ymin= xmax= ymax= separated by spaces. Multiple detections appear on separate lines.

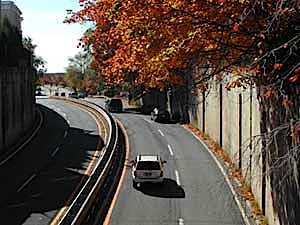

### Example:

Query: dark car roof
xmin=107 ymin=98 xmax=123 ymax=105
xmin=110 ymin=98 xmax=122 ymax=103
xmin=158 ymin=108 xmax=169 ymax=113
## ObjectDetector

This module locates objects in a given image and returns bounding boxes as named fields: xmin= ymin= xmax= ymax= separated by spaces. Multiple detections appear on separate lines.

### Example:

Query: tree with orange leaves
xmin=66 ymin=1 xmax=300 ymax=224
xmin=66 ymin=0 xmax=257 ymax=90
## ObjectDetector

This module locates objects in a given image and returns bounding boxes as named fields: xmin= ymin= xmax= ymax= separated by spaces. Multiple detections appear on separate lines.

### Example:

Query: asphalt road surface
xmin=0 ymin=98 xmax=103 ymax=225
xmin=88 ymin=98 xmax=245 ymax=225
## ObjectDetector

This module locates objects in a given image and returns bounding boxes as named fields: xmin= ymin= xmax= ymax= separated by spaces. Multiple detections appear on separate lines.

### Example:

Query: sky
xmin=12 ymin=0 xmax=86 ymax=73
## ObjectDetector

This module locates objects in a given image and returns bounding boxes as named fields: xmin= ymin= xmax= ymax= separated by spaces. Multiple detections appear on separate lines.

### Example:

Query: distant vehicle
xmin=105 ymin=98 xmax=123 ymax=112
xmin=151 ymin=108 xmax=170 ymax=123
xmin=78 ymin=92 xmax=86 ymax=98
xmin=141 ymin=104 xmax=156 ymax=115
xmin=69 ymin=92 xmax=79 ymax=99
xmin=131 ymin=154 xmax=166 ymax=188
xmin=35 ymin=91 xmax=43 ymax=96
xmin=60 ymin=92 xmax=66 ymax=96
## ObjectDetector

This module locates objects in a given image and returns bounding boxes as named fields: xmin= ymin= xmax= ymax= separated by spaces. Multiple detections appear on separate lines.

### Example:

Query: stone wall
xmin=0 ymin=67 xmax=36 ymax=153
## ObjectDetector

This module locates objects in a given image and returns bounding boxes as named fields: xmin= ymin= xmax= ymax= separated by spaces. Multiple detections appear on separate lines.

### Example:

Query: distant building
xmin=42 ymin=73 xmax=66 ymax=85
xmin=0 ymin=1 xmax=22 ymax=32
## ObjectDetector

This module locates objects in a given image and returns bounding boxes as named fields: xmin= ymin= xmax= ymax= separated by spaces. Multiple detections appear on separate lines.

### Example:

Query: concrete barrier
xmin=0 ymin=67 xmax=36 ymax=154
xmin=185 ymin=81 xmax=279 ymax=224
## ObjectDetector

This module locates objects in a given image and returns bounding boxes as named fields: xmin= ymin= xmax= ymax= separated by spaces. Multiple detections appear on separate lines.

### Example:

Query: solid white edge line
xmin=51 ymin=147 xmax=60 ymax=157
xmin=175 ymin=170 xmax=181 ymax=186
xmin=17 ymin=174 xmax=36 ymax=192
xmin=168 ymin=144 xmax=174 ymax=156
xmin=178 ymin=218 xmax=184 ymax=225
xmin=8 ymin=202 xmax=26 ymax=208
xmin=158 ymin=129 xmax=165 ymax=136
xmin=191 ymin=132 xmax=251 ymax=225
xmin=64 ymin=131 xmax=68 ymax=138
xmin=142 ymin=118 xmax=152 ymax=123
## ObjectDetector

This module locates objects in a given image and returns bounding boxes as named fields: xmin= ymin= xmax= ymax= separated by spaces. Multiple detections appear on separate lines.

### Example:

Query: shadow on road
xmin=122 ymin=108 xmax=180 ymax=124
xmin=122 ymin=107 xmax=142 ymax=115
xmin=0 ymin=104 xmax=105 ymax=225
xmin=136 ymin=178 xmax=185 ymax=198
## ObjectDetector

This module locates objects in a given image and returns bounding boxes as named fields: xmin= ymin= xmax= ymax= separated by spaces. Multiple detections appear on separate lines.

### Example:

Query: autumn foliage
xmin=66 ymin=1 xmax=300 ymax=225
xmin=65 ymin=0 xmax=261 ymax=90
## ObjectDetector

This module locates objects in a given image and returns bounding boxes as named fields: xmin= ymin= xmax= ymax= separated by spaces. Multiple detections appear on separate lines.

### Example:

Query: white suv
xmin=131 ymin=155 xmax=166 ymax=188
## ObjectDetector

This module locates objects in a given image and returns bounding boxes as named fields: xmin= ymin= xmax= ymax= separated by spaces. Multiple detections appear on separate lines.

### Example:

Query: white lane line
xmin=191 ymin=132 xmax=251 ymax=225
xmin=158 ymin=129 xmax=165 ymax=136
xmin=178 ymin=218 xmax=184 ymax=225
xmin=51 ymin=147 xmax=60 ymax=157
xmin=175 ymin=170 xmax=181 ymax=186
xmin=64 ymin=131 xmax=68 ymax=138
xmin=168 ymin=144 xmax=174 ymax=156
xmin=142 ymin=118 xmax=152 ymax=123
xmin=8 ymin=202 xmax=26 ymax=208
xmin=17 ymin=174 xmax=36 ymax=192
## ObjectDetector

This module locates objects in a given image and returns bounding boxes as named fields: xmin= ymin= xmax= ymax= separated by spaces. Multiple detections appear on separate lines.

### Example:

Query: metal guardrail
xmin=52 ymin=98 xmax=120 ymax=225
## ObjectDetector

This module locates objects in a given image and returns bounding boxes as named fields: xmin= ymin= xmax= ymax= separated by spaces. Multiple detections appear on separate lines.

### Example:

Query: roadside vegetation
xmin=0 ymin=17 xmax=46 ymax=90
xmin=64 ymin=51 xmax=99 ymax=94
xmin=22 ymin=36 xmax=47 ymax=74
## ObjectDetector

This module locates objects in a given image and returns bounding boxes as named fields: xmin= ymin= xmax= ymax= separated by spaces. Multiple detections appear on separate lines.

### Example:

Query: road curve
xmin=88 ymin=98 xmax=245 ymax=225
xmin=0 ymin=98 xmax=104 ymax=225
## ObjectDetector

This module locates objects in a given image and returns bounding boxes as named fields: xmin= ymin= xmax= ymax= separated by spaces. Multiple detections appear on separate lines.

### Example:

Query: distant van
xmin=105 ymin=98 xmax=123 ymax=113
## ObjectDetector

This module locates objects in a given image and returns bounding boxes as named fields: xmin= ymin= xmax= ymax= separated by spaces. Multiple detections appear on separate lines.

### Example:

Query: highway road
xmin=0 ymin=98 xmax=104 ymax=225
xmin=88 ymin=98 xmax=246 ymax=225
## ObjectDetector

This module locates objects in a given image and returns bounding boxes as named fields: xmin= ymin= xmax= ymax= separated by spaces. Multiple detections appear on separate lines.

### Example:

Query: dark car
xmin=78 ymin=92 xmax=87 ymax=98
xmin=69 ymin=92 xmax=79 ymax=99
xmin=105 ymin=98 xmax=123 ymax=113
xmin=151 ymin=108 xmax=170 ymax=123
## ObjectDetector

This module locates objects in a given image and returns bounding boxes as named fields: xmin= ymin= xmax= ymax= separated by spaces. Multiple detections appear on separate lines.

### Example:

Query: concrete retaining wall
xmin=186 ymin=81 xmax=279 ymax=225
xmin=0 ymin=67 xmax=36 ymax=153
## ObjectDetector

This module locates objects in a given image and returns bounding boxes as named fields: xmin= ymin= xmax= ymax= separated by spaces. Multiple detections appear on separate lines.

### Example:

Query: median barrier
xmin=50 ymin=97 xmax=125 ymax=225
